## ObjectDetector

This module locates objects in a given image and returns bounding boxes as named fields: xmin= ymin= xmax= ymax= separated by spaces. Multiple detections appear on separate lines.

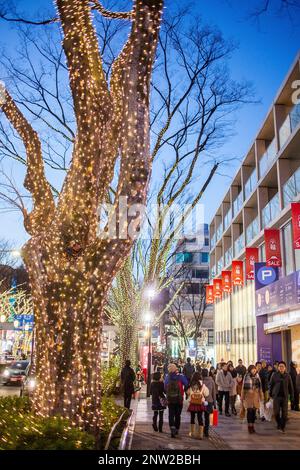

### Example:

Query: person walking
xmin=183 ymin=357 xmax=195 ymax=384
xmin=216 ymin=363 xmax=233 ymax=417
xmin=241 ymin=365 xmax=263 ymax=434
xmin=121 ymin=360 xmax=136 ymax=409
xmin=228 ymin=364 xmax=238 ymax=415
xmin=202 ymin=368 xmax=217 ymax=437
xmin=289 ymin=362 xmax=299 ymax=411
xmin=164 ymin=363 xmax=188 ymax=438
xmin=269 ymin=361 xmax=294 ymax=433
xmin=186 ymin=371 xmax=209 ymax=439
xmin=235 ymin=359 xmax=247 ymax=378
xmin=150 ymin=371 xmax=166 ymax=433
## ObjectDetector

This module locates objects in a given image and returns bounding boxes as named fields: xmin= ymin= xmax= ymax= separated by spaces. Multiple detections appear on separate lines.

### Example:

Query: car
xmin=2 ymin=360 xmax=30 ymax=386
xmin=20 ymin=374 xmax=36 ymax=397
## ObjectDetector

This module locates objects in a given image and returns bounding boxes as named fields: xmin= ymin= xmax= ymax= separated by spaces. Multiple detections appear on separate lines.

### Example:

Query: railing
xmin=104 ymin=410 xmax=128 ymax=450
xmin=259 ymin=137 xmax=277 ymax=178
xmin=279 ymin=103 xmax=300 ymax=148
xmin=224 ymin=247 xmax=233 ymax=267
xmin=211 ymin=233 xmax=216 ymax=249
xmin=217 ymin=258 xmax=223 ymax=275
xmin=244 ymin=168 xmax=257 ymax=200
xmin=234 ymin=233 xmax=244 ymax=256
xmin=261 ymin=193 xmax=280 ymax=228
xmin=283 ymin=166 xmax=300 ymax=207
xmin=233 ymin=192 xmax=243 ymax=217
xmin=223 ymin=209 xmax=232 ymax=231
xmin=246 ymin=216 xmax=259 ymax=244
xmin=216 ymin=223 xmax=222 ymax=242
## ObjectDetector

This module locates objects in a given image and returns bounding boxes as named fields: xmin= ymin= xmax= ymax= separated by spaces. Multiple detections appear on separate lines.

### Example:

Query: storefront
xmin=256 ymin=269 xmax=300 ymax=364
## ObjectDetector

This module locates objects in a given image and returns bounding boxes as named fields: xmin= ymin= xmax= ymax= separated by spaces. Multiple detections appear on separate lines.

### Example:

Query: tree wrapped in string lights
xmin=0 ymin=0 xmax=163 ymax=433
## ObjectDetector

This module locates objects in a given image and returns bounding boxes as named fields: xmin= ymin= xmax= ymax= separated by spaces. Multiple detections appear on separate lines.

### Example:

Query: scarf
xmin=243 ymin=372 xmax=261 ymax=391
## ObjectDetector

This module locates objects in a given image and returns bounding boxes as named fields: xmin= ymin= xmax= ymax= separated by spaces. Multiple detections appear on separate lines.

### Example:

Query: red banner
xmin=245 ymin=247 xmax=259 ymax=280
xmin=213 ymin=279 xmax=223 ymax=299
xmin=222 ymin=270 xmax=232 ymax=293
xmin=232 ymin=260 xmax=244 ymax=286
xmin=291 ymin=202 xmax=300 ymax=249
xmin=265 ymin=229 xmax=282 ymax=267
xmin=205 ymin=285 xmax=214 ymax=304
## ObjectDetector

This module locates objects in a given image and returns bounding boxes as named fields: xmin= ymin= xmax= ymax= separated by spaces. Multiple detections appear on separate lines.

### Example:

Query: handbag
xmin=159 ymin=396 xmax=168 ymax=408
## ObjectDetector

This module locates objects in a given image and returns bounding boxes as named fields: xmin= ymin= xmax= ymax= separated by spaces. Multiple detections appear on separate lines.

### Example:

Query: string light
xmin=0 ymin=0 xmax=163 ymax=433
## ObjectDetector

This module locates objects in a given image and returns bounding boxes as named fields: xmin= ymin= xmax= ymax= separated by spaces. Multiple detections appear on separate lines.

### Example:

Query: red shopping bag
xmin=213 ymin=409 xmax=218 ymax=426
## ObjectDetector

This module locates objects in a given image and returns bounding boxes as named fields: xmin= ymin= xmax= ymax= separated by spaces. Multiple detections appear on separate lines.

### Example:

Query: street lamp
xmin=144 ymin=310 xmax=154 ymax=397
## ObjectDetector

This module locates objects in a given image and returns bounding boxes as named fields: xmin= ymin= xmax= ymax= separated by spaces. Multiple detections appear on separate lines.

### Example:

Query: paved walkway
xmin=131 ymin=393 xmax=300 ymax=450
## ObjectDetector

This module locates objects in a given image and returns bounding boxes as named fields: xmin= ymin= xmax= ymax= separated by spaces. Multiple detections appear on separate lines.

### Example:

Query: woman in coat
xmin=241 ymin=365 xmax=263 ymax=434
xmin=150 ymin=371 xmax=166 ymax=432
xmin=228 ymin=364 xmax=238 ymax=415
xmin=202 ymin=368 xmax=217 ymax=437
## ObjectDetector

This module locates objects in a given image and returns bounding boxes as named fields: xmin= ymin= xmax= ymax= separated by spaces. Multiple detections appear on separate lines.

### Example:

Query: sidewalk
xmin=130 ymin=392 xmax=300 ymax=450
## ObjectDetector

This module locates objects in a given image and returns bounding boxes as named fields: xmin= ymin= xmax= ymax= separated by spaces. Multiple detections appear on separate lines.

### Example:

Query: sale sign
xmin=232 ymin=260 xmax=244 ymax=286
xmin=205 ymin=285 xmax=214 ymax=304
xmin=245 ymin=247 xmax=259 ymax=280
xmin=291 ymin=202 xmax=300 ymax=249
xmin=222 ymin=270 xmax=232 ymax=293
xmin=264 ymin=229 xmax=282 ymax=267
xmin=213 ymin=279 xmax=223 ymax=299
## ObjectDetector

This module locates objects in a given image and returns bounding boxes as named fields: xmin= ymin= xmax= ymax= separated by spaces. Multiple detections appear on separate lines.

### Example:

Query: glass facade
xmin=283 ymin=222 xmax=294 ymax=276
xmin=234 ymin=233 xmax=244 ymax=256
xmin=244 ymin=168 xmax=257 ymax=200
xmin=262 ymin=193 xmax=280 ymax=228
xmin=176 ymin=252 xmax=193 ymax=263
xmin=246 ymin=216 xmax=259 ymax=244
xmin=283 ymin=166 xmax=300 ymax=207
xmin=233 ymin=191 xmax=243 ymax=217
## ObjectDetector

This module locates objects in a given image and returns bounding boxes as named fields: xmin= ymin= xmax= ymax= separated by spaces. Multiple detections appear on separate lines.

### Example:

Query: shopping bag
xmin=212 ymin=409 xmax=218 ymax=426
xmin=264 ymin=399 xmax=273 ymax=422
xmin=259 ymin=400 xmax=265 ymax=419
xmin=239 ymin=402 xmax=246 ymax=419
xmin=209 ymin=413 xmax=214 ymax=426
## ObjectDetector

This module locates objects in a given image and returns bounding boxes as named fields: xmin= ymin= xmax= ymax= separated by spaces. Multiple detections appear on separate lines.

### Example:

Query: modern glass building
xmin=209 ymin=52 xmax=300 ymax=366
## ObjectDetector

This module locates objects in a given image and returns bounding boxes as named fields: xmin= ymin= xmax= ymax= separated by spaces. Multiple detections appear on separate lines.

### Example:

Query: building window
xmin=191 ymin=269 xmax=209 ymax=280
xmin=186 ymin=283 xmax=200 ymax=294
xmin=208 ymin=329 xmax=214 ymax=346
xmin=204 ymin=237 xmax=209 ymax=246
xmin=201 ymin=252 xmax=209 ymax=263
xmin=176 ymin=252 xmax=193 ymax=263
xmin=283 ymin=222 xmax=294 ymax=276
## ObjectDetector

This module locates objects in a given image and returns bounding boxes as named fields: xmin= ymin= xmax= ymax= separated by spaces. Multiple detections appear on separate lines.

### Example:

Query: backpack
xmin=167 ymin=379 xmax=182 ymax=404
xmin=190 ymin=385 xmax=204 ymax=406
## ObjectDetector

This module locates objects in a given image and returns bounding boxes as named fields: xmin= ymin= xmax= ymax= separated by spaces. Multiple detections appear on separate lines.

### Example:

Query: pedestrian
xmin=241 ymin=365 xmax=263 ymax=434
xmin=150 ymin=371 xmax=166 ymax=433
xmin=202 ymin=368 xmax=217 ymax=437
xmin=235 ymin=359 xmax=247 ymax=378
xmin=228 ymin=364 xmax=237 ymax=415
xmin=183 ymin=357 xmax=195 ymax=384
xmin=216 ymin=362 xmax=233 ymax=416
xmin=267 ymin=363 xmax=274 ymax=383
xmin=289 ymin=362 xmax=299 ymax=411
xmin=164 ymin=363 xmax=188 ymax=438
xmin=258 ymin=360 xmax=269 ymax=421
xmin=121 ymin=360 xmax=136 ymax=409
xmin=269 ymin=361 xmax=294 ymax=433
xmin=186 ymin=371 xmax=209 ymax=440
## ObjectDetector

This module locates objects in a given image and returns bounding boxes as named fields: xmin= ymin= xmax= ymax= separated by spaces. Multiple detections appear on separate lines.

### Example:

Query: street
xmin=0 ymin=384 xmax=21 ymax=397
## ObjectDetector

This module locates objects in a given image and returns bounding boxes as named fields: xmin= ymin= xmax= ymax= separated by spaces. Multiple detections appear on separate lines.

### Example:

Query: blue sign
xmin=255 ymin=262 xmax=279 ymax=290
xmin=14 ymin=314 xmax=34 ymax=331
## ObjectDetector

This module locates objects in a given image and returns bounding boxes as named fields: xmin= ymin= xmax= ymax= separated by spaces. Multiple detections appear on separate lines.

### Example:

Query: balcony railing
xmin=223 ymin=209 xmax=232 ymax=231
xmin=259 ymin=137 xmax=277 ymax=178
xmin=246 ymin=216 xmax=259 ymax=244
xmin=261 ymin=193 xmax=280 ymax=228
xmin=234 ymin=233 xmax=244 ymax=256
xmin=217 ymin=258 xmax=223 ymax=275
xmin=216 ymin=223 xmax=222 ymax=242
xmin=224 ymin=247 xmax=233 ymax=267
xmin=283 ymin=166 xmax=300 ymax=207
xmin=233 ymin=192 xmax=243 ymax=217
xmin=244 ymin=168 xmax=257 ymax=200
xmin=211 ymin=233 xmax=216 ymax=249
xmin=279 ymin=103 xmax=300 ymax=148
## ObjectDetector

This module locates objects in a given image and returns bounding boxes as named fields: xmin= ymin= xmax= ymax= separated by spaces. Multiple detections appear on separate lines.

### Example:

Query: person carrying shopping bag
xmin=202 ymin=368 xmax=217 ymax=437
xmin=186 ymin=371 xmax=209 ymax=440
xmin=241 ymin=365 xmax=263 ymax=434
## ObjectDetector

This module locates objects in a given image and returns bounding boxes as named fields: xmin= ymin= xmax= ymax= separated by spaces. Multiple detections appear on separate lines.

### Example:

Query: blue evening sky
xmin=0 ymin=0 xmax=299 ymax=249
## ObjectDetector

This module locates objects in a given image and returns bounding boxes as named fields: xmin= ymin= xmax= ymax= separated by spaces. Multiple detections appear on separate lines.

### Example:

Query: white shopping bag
xmin=264 ymin=399 xmax=273 ymax=422
xmin=259 ymin=400 xmax=265 ymax=419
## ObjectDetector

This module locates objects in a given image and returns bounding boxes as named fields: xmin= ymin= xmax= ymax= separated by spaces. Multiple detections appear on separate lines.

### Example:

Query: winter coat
xmin=121 ymin=365 xmax=136 ymax=395
xmin=289 ymin=365 xmax=298 ymax=394
xmin=183 ymin=362 xmax=195 ymax=381
xmin=241 ymin=373 xmax=263 ymax=409
xmin=269 ymin=371 xmax=294 ymax=401
xmin=203 ymin=376 xmax=217 ymax=404
xmin=164 ymin=372 xmax=189 ymax=398
xmin=230 ymin=376 xmax=237 ymax=397
xmin=259 ymin=367 xmax=269 ymax=393
xmin=216 ymin=370 xmax=233 ymax=392
xmin=235 ymin=365 xmax=247 ymax=378
xmin=150 ymin=380 xmax=166 ymax=411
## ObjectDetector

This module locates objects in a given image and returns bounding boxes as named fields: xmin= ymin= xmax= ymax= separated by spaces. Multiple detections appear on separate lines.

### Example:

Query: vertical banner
xmin=213 ymin=279 xmax=223 ymax=299
xmin=245 ymin=247 xmax=259 ymax=280
xmin=222 ymin=270 xmax=232 ymax=293
xmin=291 ymin=202 xmax=300 ymax=249
xmin=205 ymin=285 xmax=214 ymax=304
xmin=264 ymin=229 xmax=282 ymax=267
xmin=232 ymin=260 xmax=244 ymax=286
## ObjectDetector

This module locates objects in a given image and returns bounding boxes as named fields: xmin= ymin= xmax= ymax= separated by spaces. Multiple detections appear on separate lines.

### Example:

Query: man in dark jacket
xmin=269 ymin=361 xmax=294 ymax=433
xmin=183 ymin=357 xmax=195 ymax=383
xmin=259 ymin=360 xmax=269 ymax=402
xmin=121 ymin=360 xmax=136 ymax=409
xmin=235 ymin=359 xmax=246 ymax=378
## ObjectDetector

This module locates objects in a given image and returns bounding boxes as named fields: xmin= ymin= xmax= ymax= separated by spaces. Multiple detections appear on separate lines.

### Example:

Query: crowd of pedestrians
xmin=120 ymin=357 xmax=300 ymax=439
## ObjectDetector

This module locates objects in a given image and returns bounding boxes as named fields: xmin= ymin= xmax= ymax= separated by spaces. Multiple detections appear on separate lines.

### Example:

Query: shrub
xmin=101 ymin=365 xmax=121 ymax=396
